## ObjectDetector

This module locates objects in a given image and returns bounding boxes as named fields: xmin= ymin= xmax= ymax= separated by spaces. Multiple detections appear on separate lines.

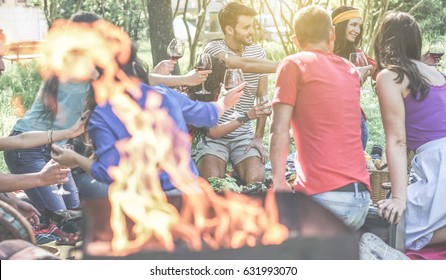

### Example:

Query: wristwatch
xmin=236 ymin=112 xmax=250 ymax=124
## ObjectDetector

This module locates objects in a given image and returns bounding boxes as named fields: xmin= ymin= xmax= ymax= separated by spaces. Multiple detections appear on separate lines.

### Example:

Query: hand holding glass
xmin=223 ymin=69 xmax=244 ymax=118
xmin=194 ymin=53 xmax=213 ymax=95
xmin=51 ymin=143 xmax=73 ymax=195
xmin=167 ymin=39 xmax=185 ymax=61
xmin=428 ymin=39 xmax=445 ymax=67
xmin=349 ymin=52 xmax=369 ymax=71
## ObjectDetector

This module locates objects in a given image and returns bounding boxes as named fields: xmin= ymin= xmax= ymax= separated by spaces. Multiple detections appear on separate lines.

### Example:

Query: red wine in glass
xmin=167 ymin=39 xmax=185 ymax=62
xmin=194 ymin=53 xmax=212 ymax=94
xmin=430 ymin=53 xmax=444 ymax=60
xmin=170 ymin=53 xmax=183 ymax=61
xmin=428 ymin=39 xmax=445 ymax=67
xmin=194 ymin=65 xmax=208 ymax=71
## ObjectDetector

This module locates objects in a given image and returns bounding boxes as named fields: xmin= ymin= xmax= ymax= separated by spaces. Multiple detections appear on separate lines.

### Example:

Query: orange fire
xmin=40 ymin=20 xmax=288 ymax=256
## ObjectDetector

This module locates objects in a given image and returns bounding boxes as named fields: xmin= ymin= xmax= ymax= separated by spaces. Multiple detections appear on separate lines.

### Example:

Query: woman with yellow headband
xmin=332 ymin=6 xmax=376 ymax=151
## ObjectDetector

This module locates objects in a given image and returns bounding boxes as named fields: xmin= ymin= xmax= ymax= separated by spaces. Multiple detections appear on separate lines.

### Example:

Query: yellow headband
xmin=332 ymin=10 xmax=362 ymax=25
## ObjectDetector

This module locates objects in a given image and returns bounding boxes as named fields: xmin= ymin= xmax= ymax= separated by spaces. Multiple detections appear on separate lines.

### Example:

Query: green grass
xmin=361 ymin=81 xmax=385 ymax=154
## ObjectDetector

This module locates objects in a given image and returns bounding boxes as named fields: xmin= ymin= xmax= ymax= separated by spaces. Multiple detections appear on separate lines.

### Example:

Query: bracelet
xmin=49 ymin=130 xmax=54 ymax=144
xmin=47 ymin=130 xmax=52 ymax=144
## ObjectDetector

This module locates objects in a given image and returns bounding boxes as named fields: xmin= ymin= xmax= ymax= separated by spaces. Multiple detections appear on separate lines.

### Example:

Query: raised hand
xmin=247 ymin=100 xmax=272 ymax=120
xmin=219 ymin=82 xmax=246 ymax=111
xmin=68 ymin=110 xmax=89 ymax=138
xmin=184 ymin=69 xmax=212 ymax=86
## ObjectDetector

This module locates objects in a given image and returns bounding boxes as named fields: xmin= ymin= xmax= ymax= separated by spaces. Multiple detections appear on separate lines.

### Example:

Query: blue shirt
xmin=89 ymin=84 xmax=219 ymax=191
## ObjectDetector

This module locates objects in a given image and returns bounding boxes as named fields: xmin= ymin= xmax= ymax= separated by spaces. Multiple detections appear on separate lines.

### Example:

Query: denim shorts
xmin=311 ymin=185 xmax=370 ymax=231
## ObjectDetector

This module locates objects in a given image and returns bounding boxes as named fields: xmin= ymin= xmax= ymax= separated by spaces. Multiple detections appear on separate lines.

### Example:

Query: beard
xmin=233 ymin=30 xmax=253 ymax=47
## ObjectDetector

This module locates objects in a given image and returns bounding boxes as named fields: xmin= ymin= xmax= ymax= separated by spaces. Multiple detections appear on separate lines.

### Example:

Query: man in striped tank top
xmin=196 ymin=2 xmax=276 ymax=185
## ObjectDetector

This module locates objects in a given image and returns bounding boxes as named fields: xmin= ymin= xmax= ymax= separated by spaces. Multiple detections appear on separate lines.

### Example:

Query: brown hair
xmin=374 ymin=11 xmax=429 ymax=101
xmin=218 ymin=2 xmax=256 ymax=34
xmin=332 ymin=6 xmax=363 ymax=59
xmin=293 ymin=5 xmax=332 ymax=47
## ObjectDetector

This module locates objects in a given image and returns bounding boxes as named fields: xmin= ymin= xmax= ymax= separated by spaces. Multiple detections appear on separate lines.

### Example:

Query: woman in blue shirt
xmin=51 ymin=43 xmax=245 ymax=194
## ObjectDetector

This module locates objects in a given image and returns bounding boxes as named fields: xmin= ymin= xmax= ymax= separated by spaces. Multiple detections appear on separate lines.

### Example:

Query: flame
xmin=41 ymin=20 xmax=288 ymax=256
xmin=10 ymin=95 xmax=27 ymax=117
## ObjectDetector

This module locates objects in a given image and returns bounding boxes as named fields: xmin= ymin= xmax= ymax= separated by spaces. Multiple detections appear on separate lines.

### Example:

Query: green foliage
xmin=390 ymin=0 xmax=446 ymax=37
xmin=0 ymin=61 xmax=41 ymax=111
xmin=45 ymin=0 xmax=148 ymax=41
xmin=360 ymin=81 xmax=385 ymax=154
xmin=0 ymin=61 xmax=41 ymax=173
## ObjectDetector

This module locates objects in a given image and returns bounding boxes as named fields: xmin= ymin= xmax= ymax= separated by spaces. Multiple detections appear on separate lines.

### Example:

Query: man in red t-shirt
xmin=270 ymin=5 xmax=371 ymax=231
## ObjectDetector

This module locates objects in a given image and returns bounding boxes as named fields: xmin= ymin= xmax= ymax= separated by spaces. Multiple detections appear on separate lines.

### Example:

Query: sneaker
xmin=359 ymin=232 xmax=409 ymax=260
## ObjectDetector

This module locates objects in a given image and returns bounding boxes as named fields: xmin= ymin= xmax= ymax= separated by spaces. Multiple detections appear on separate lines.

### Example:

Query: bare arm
xmin=207 ymin=100 xmax=271 ymax=139
xmin=253 ymin=76 xmax=269 ymax=140
xmin=148 ymin=70 xmax=211 ymax=87
xmin=213 ymin=52 xmax=279 ymax=74
xmin=0 ymin=113 xmax=87 ymax=151
xmin=270 ymin=103 xmax=294 ymax=191
xmin=376 ymin=69 xmax=408 ymax=224
xmin=245 ymin=76 xmax=269 ymax=163
xmin=0 ymin=160 xmax=70 ymax=192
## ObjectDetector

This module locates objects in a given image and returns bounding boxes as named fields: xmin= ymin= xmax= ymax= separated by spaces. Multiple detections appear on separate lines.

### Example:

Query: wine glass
xmin=194 ymin=53 xmax=213 ymax=95
xmin=349 ymin=51 xmax=369 ymax=94
xmin=223 ymin=69 xmax=244 ymax=118
xmin=167 ymin=38 xmax=185 ymax=61
xmin=52 ymin=143 xmax=73 ymax=196
xmin=428 ymin=39 xmax=445 ymax=67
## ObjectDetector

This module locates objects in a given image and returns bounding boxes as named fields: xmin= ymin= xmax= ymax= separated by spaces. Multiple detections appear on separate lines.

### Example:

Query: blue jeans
xmin=72 ymin=169 xmax=109 ymax=199
xmin=4 ymin=142 xmax=80 ymax=214
xmin=311 ymin=186 xmax=370 ymax=231
xmin=361 ymin=114 xmax=368 ymax=151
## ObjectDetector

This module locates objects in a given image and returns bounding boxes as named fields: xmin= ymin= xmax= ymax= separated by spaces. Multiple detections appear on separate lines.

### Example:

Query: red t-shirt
xmin=273 ymin=50 xmax=371 ymax=195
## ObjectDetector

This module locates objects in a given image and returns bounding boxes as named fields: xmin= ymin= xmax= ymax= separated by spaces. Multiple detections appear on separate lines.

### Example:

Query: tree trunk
xmin=147 ymin=0 xmax=177 ymax=73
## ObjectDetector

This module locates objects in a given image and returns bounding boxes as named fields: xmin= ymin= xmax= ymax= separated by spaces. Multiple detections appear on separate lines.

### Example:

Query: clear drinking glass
xmin=194 ymin=53 xmax=213 ymax=95
xmin=167 ymin=38 xmax=185 ymax=61
xmin=51 ymin=143 xmax=73 ymax=196
xmin=223 ymin=69 xmax=244 ymax=118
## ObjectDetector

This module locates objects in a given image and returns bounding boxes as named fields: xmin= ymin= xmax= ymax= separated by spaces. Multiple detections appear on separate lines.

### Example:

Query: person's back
xmin=277 ymin=50 xmax=369 ymax=193
xmin=270 ymin=5 xmax=370 ymax=231
xmin=403 ymin=63 xmax=446 ymax=151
